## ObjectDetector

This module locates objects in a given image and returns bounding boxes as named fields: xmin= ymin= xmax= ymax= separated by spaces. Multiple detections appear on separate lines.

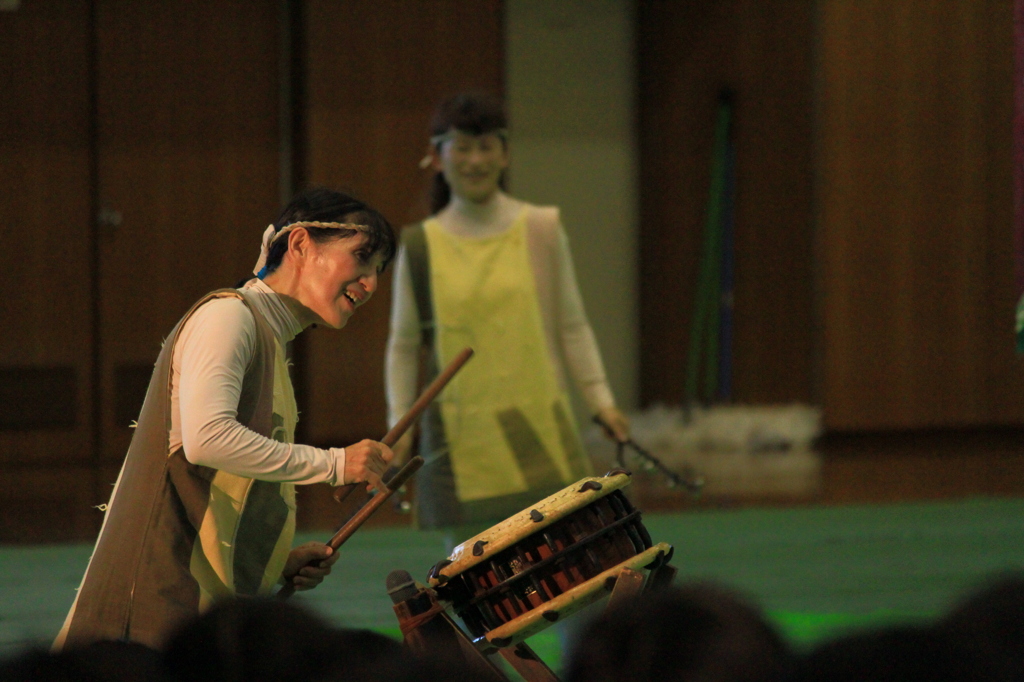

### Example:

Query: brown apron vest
xmin=60 ymin=288 xmax=287 ymax=649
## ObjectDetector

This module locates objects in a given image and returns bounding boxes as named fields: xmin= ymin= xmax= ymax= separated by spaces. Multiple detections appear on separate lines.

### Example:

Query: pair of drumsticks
xmin=277 ymin=347 xmax=474 ymax=600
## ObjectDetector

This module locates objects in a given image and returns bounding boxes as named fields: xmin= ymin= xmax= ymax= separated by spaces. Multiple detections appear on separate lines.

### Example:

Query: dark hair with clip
xmin=261 ymin=187 xmax=396 ymax=277
xmin=428 ymin=92 xmax=508 ymax=214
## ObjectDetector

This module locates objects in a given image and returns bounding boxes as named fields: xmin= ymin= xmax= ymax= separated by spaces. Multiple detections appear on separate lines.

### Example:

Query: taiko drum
xmin=426 ymin=470 xmax=674 ymax=647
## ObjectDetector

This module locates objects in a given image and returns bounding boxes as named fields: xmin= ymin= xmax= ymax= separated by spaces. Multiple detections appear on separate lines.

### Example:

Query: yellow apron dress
xmin=415 ymin=210 xmax=591 ymax=528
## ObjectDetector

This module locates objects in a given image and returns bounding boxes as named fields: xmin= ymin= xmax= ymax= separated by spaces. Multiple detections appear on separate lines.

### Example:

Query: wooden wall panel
xmin=0 ymin=2 xmax=93 ymax=464
xmin=94 ymin=1 xmax=281 ymax=464
xmin=301 ymin=0 xmax=504 ymax=449
xmin=637 ymin=0 xmax=816 ymax=407
xmin=968 ymin=0 xmax=1017 ymax=427
xmin=0 ymin=2 xmax=96 ymax=541
xmin=817 ymin=0 xmax=1019 ymax=430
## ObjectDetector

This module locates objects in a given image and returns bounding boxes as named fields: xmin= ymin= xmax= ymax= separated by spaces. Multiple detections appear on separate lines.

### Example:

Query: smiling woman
xmin=385 ymin=93 xmax=629 ymax=540
xmin=55 ymin=188 xmax=398 ymax=651
xmin=258 ymin=193 xmax=395 ymax=329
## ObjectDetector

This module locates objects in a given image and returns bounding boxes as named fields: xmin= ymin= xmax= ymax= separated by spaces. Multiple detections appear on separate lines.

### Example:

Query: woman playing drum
xmin=56 ymin=188 xmax=396 ymax=650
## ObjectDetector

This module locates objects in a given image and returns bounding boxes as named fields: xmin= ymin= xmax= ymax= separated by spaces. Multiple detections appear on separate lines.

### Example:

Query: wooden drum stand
xmin=387 ymin=470 xmax=676 ymax=681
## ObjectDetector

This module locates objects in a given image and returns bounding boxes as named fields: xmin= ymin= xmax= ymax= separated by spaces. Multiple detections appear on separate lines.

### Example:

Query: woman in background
xmin=386 ymin=92 xmax=629 ymax=538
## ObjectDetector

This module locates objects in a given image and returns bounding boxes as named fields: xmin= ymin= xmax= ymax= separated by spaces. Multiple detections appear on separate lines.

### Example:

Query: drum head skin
xmin=431 ymin=471 xmax=633 ymax=584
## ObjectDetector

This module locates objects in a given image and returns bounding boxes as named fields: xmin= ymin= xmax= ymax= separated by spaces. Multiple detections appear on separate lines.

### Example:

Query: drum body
xmin=427 ymin=471 xmax=673 ymax=647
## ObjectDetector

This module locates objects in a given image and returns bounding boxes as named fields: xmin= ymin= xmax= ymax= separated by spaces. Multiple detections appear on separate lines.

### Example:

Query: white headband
xmin=253 ymin=221 xmax=368 ymax=276
xmin=429 ymin=127 xmax=508 ymax=147
xmin=419 ymin=128 xmax=510 ymax=169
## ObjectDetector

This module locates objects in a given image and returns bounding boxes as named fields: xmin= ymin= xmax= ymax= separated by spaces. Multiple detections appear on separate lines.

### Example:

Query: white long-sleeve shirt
xmin=168 ymin=279 xmax=347 ymax=485
xmin=385 ymin=205 xmax=615 ymax=428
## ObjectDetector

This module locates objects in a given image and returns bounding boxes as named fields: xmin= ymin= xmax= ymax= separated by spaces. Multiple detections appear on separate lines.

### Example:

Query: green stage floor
xmin=2 ymin=497 xmax=1022 ymax=669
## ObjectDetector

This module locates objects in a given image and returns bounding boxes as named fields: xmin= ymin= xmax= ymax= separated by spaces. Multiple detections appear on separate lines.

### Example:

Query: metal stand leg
xmin=606 ymin=567 xmax=647 ymax=613
xmin=392 ymin=580 xmax=506 ymax=681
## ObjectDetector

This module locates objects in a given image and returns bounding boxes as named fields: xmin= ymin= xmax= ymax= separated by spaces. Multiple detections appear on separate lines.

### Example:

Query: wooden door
xmin=1 ymin=0 xmax=505 ymax=538
xmin=636 ymin=1 xmax=816 ymax=407
xmin=0 ymin=1 xmax=97 ymax=542
xmin=93 ymin=1 xmax=282 ymax=486
xmin=816 ymin=0 xmax=1019 ymax=429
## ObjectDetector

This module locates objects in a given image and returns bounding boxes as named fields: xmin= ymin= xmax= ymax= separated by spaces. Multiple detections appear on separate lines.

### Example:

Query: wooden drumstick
xmin=332 ymin=346 xmax=475 ymax=504
xmin=277 ymin=347 xmax=474 ymax=600
xmin=387 ymin=346 xmax=473 ymax=445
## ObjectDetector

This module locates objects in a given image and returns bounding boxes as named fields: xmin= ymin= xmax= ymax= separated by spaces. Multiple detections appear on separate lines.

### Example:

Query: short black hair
xmin=261 ymin=187 xmax=396 ymax=276
xmin=428 ymin=92 xmax=508 ymax=214
xmin=430 ymin=91 xmax=507 ymax=139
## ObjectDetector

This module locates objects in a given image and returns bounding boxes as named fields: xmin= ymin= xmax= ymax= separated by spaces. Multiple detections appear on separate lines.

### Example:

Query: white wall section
xmin=506 ymin=0 xmax=639 ymax=419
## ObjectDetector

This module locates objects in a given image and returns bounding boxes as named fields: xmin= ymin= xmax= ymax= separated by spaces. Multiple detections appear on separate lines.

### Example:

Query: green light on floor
xmin=769 ymin=610 xmax=935 ymax=648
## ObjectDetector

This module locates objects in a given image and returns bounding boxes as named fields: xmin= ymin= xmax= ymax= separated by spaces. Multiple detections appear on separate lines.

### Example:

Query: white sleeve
xmin=554 ymin=226 xmax=617 ymax=414
xmin=385 ymin=244 xmax=422 ymax=428
xmin=176 ymin=298 xmax=347 ymax=485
